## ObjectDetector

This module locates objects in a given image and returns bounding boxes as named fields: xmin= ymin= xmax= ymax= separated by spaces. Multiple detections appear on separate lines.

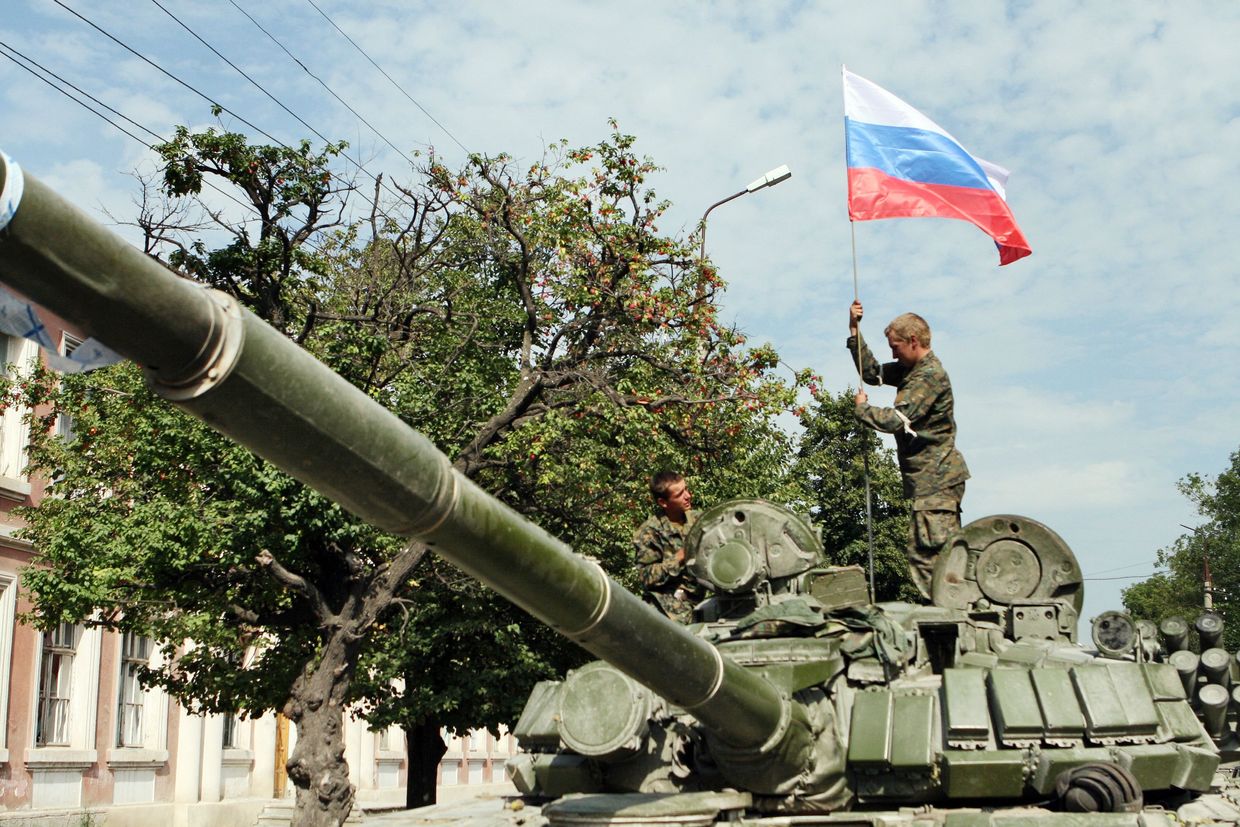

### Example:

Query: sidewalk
xmin=361 ymin=788 xmax=531 ymax=827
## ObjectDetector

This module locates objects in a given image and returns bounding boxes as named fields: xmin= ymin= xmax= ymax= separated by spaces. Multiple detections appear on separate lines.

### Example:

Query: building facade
xmin=437 ymin=728 xmax=518 ymax=803
xmin=0 ymin=316 xmax=417 ymax=827
xmin=0 ymin=305 xmax=520 ymax=826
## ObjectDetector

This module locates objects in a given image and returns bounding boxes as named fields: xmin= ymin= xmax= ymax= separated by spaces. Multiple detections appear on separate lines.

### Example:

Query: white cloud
xmin=3 ymin=0 xmax=1239 ymax=622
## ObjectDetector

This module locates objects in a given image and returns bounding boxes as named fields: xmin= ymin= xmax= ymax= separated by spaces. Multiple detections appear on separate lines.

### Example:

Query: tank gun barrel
xmin=0 ymin=157 xmax=815 ymax=787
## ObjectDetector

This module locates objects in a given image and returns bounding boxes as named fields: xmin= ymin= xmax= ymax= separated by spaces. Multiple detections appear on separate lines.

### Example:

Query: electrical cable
xmin=146 ymin=0 xmax=425 ymax=216
xmin=303 ymin=0 xmax=470 ymax=155
xmin=1 ymin=41 xmax=156 ymax=148
xmin=1084 ymin=559 xmax=1162 ymax=577
xmin=50 ymin=0 xmax=287 ymax=149
xmin=1083 ymin=571 xmax=1168 ymax=582
xmin=149 ymin=0 xmax=343 ymax=155
xmin=52 ymin=0 xmax=416 ymax=235
xmin=0 ymin=41 xmax=325 ymax=251
xmin=226 ymin=0 xmax=420 ymax=161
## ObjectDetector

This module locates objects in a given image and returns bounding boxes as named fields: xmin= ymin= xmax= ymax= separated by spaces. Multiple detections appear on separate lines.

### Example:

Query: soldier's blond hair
xmin=885 ymin=313 xmax=931 ymax=347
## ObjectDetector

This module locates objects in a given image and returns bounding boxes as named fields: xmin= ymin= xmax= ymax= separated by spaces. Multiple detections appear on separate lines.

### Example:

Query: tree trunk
xmin=265 ymin=545 xmax=426 ymax=826
xmin=405 ymin=719 xmax=447 ymax=809
xmin=284 ymin=631 xmax=361 ymax=827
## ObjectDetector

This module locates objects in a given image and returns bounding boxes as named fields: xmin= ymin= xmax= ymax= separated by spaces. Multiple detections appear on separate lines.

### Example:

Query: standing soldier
xmin=847 ymin=300 xmax=969 ymax=600
xmin=633 ymin=471 xmax=701 ymax=623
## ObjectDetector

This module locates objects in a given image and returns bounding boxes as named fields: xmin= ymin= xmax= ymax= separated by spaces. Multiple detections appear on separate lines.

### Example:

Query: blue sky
xmin=4 ymin=1 xmax=1239 ymax=630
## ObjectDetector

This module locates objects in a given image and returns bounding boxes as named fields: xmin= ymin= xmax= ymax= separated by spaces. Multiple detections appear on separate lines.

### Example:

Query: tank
xmin=505 ymin=505 xmax=1240 ymax=824
xmin=2 ymin=154 xmax=1238 ymax=826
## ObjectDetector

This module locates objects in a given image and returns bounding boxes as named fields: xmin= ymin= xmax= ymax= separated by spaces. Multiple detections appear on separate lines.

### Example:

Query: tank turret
xmin=2 ymin=154 xmax=1238 ymax=825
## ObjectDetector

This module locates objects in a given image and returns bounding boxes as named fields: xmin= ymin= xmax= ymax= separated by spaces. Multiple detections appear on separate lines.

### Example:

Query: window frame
xmin=35 ymin=622 xmax=78 ymax=747
xmin=0 ymin=573 xmax=15 ymax=762
xmin=116 ymin=632 xmax=152 ymax=748
xmin=0 ymin=334 xmax=37 ymax=496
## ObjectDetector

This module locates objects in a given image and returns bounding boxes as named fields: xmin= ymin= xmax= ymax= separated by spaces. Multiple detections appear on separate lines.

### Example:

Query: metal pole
xmin=698 ymin=189 xmax=747 ymax=263
xmin=850 ymin=221 xmax=876 ymax=602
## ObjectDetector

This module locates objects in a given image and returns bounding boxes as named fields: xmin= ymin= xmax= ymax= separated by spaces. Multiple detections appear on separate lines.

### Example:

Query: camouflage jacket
xmin=847 ymin=333 xmax=970 ymax=506
xmin=633 ymin=511 xmax=702 ymax=620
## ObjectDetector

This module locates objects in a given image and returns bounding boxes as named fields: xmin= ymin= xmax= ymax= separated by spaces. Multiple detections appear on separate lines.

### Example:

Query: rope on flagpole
xmin=850 ymin=221 xmax=877 ymax=603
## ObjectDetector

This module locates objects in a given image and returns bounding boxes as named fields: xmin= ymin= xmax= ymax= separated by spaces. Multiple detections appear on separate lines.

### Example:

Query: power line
xmin=1084 ymin=558 xmax=1161 ymax=577
xmin=303 ymin=0 xmax=470 ymax=155
xmin=226 ymin=0 xmax=419 ymax=161
xmin=144 ymin=0 xmax=425 ymax=218
xmin=51 ymin=0 xmax=414 ymax=237
xmin=0 ymin=41 xmax=324 ymax=250
xmin=1083 ymin=570 xmax=1168 ymax=582
xmin=149 ymin=0 xmax=344 ymax=157
xmin=0 ymin=40 xmax=157 ymax=148
xmin=50 ymin=0 xmax=287 ymax=149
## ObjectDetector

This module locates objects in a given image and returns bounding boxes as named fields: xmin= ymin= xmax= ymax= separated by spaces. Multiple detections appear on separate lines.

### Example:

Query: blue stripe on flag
xmin=846 ymin=119 xmax=995 ymax=192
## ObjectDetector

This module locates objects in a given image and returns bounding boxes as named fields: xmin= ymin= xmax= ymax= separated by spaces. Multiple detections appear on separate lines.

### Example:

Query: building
xmin=0 ymin=309 xmax=417 ymax=827
xmin=436 ymin=728 xmax=518 ymax=803
xmin=0 ymin=298 xmax=520 ymax=826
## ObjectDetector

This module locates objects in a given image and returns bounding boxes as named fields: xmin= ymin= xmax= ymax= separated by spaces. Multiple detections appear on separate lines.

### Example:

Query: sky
xmin=3 ymin=1 xmax=1239 ymax=633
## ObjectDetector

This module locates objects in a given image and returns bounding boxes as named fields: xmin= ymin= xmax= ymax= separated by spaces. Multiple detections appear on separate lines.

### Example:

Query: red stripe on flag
xmin=848 ymin=167 xmax=1032 ymax=265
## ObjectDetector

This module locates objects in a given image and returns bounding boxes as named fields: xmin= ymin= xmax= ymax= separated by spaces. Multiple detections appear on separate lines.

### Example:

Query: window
xmin=0 ymin=574 xmax=15 ymax=759
xmin=220 ymin=647 xmax=243 ymax=749
xmin=221 ymin=713 xmax=240 ymax=749
xmin=116 ymin=633 xmax=151 ymax=747
xmin=36 ymin=622 xmax=78 ymax=746
xmin=0 ymin=334 xmax=35 ymax=484
xmin=56 ymin=334 xmax=82 ymax=441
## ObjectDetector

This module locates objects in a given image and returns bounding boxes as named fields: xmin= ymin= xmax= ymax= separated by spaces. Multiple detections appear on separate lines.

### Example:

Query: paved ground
xmin=359 ymin=784 xmax=523 ymax=826
xmin=362 ymin=793 xmax=527 ymax=827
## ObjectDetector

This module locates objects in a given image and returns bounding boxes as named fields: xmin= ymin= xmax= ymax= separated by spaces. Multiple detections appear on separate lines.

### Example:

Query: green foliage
xmin=15 ymin=122 xmax=808 ymax=745
xmin=11 ymin=363 xmax=395 ymax=714
xmin=345 ymin=127 xmax=805 ymax=734
xmin=1123 ymin=446 xmax=1240 ymax=649
xmin=791 ymin=389 xmax=917 ymax=603
xmin=155 ymin=124 xmax=351 ymax=333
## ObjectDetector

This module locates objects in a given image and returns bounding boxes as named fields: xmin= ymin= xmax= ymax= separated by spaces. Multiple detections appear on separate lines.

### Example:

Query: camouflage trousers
xmin=647 ymin=588 xmax=699 ymax=624
xmin=907 ymin=483 xmax=965 ymax=601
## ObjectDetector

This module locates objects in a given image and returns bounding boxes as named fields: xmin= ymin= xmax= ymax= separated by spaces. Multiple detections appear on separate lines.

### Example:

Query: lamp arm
xmin=699 ymin=188 xmax=747 ymax=262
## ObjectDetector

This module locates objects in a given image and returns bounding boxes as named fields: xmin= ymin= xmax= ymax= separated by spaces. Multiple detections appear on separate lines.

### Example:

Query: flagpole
xmin=849 ymin=221 xmax=877 ymax=603
xmin=845 ymin=65 xmax=876 ymax=602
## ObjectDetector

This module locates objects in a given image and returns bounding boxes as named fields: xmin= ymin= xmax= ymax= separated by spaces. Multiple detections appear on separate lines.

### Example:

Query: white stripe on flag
xmin=843 ymin=66 xmax=1009 ymax=200
xmin=843 ymin=66 xmax=951 ymax=136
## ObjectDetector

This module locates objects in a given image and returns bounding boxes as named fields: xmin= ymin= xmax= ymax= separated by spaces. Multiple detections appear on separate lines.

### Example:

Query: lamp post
xmin=698 ymin=164 xmax=792 ymax=262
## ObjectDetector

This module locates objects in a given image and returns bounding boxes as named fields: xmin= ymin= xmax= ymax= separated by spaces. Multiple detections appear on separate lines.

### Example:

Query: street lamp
xmin=698 ymin=164 xmax=792 ymax=262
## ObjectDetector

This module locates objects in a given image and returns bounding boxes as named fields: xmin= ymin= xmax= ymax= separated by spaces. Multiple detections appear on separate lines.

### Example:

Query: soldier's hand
xmin=849 ymin=300 xmax=863 ymax=334
xmin=855 ymin=389 xmax=868 ymax=406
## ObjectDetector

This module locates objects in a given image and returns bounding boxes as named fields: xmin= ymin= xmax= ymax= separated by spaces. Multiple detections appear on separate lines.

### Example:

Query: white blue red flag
xmin=843 ymin=67 xmax=1031 ymax=265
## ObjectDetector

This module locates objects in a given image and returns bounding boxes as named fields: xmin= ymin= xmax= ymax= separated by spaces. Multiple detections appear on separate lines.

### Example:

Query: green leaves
xmin=19 ymin=121 xmax=815 ymax=743
xmin=791 ymin=390 xmax=918 ymax=603
xmin=153 ymin=124 xmax=350 ymax=334
xmin=338 ymin=126 xmax=811 ymax=736
xmin=16 ymin=362 xmax=392 ymax=713
xmin=1123 ymin=446 xmax=1240 ymax=649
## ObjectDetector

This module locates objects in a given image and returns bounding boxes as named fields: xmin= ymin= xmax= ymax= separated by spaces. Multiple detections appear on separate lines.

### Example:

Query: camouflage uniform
xmin=847 ymin=333 xmax=970 ymax=599
xmin=633 ymin=511 xmax=701 ymax=623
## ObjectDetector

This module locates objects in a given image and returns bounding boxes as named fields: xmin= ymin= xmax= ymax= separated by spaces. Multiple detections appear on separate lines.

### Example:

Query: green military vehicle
xmin=2 ymin=153 xmax=1237 ymax=826
xmin=505 ymin=501 xmax=1238 ymax=824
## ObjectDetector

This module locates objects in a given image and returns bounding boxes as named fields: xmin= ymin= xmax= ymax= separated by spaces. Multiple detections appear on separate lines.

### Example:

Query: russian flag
xmin=843 ymin=67 xmax=1032 ymax=266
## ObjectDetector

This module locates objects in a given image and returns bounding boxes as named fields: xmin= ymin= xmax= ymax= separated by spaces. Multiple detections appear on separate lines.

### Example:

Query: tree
xmin=330 ymin=128 xmax=802 ymax=806
xmin=12 ymin=122 xmax=807 ymax=825
xmin=1123 ymin=446 xmax=1240 ymax=650
xmin=791 ymin=389 xmax=917 ymax=602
